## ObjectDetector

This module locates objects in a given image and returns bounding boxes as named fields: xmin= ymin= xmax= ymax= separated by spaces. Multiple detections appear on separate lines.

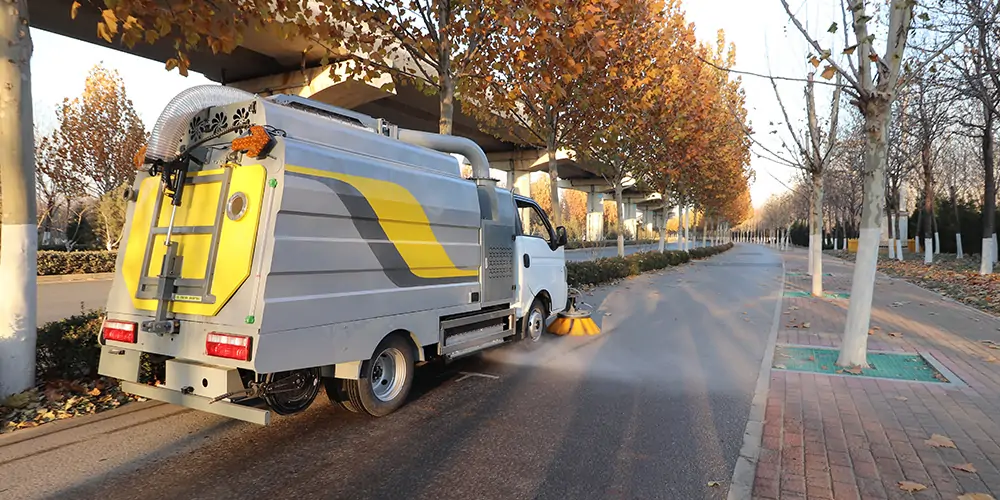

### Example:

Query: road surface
xmin=37 ymin=240 xmax=710 ymax=323
xmin=37 ymin=279 xmax=114 ymax=325
xmin=3 ymin=243 xmax=781 ymax=500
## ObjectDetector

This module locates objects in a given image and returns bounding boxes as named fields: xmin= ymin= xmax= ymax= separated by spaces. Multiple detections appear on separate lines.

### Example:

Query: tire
xmin=343 ymin=334 xmax=415 ymax=417
xmin=521 ymin=298 xmax=547 ymax=343
xmin=323 ymin=377 xmax=360 ymax=413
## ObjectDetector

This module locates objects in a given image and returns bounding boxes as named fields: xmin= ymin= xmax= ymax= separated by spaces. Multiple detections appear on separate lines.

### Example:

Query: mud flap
xmin=98 ymin=346 xmax=142 ymax=382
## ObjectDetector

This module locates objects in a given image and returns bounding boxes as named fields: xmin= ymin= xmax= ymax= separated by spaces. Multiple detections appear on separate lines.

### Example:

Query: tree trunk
xmin=658 ymin=206 xmax=666 ymax=252
xmin=837 ymin=99 xmax=891 ymax=369
xmin=0 ymin=0 xmax=37 ymax=399
xmin=808 ymin=189 xmax=815 ymax=274
xmin=615 ymin=182 xmax=624 ymax=257
xmin=885 ymin=206 xmax=896 ymax=259
xmin=983 ymin=108 xmax=996 ymax=274
xmin=437 ymin=0 xmax=454 ymax=135
xmin=811 ymin=172 xmax=823 ymax=296
xmin=914 ymin=204 xmax=922 ymax=255
xmin=545 ymin=137 xmax=561 ymax=227
xmin=932 ymin=210 xmax=940 ymax=255
xmin=952 ymin=184 xmax=964 ymax=258
xmin=702 ymin=215 xmax=708 ymax=247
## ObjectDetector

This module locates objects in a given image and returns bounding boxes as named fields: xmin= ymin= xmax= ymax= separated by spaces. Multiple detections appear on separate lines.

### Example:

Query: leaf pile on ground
xmin=1 ymin=377 xmax=145 ymax=434
xmin=829 ymin=251 xmax=1000 ymax=316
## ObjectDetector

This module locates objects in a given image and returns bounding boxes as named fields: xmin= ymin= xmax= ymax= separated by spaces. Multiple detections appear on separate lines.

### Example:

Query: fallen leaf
xmin=821 ymin=365 xmax=828 ymax=370
xmin=835 ymin=369 xmax=844 ymax=374
xmin=958 ymin=493 xmax=996 ymax=500
xmin=898 ymin=481 xmax=926 ymax=492
xmin=774 ymin=364 xmax=787 ymax=369
xmin=952 ymin=463 xmax=978 ymax=473
xmin=985 ymin=355 xmax=999 ymax=363
xmin=807 ymin=355 xmax=815 ymax=361
xmin=707 ymin=481 xmax=721 ymax=487
xmin=873 ymin=326 xmax=881 ymax=331
xmin=925 ymin=434 xmax=957 ymax=448
xmin=802 ymin=322 xmax=811 ymax=329
xmin=87 ymin=387 xmax=101 ymax=397
xmin=888 ymin=332 xmax=902 ymax=337
xmin=2 ymin=392 xmax=32 ymax=409
xmin=845 ymin=366 xmax=863 ymax=375
xmin=894 ymin=396 xmax=908 ymax=401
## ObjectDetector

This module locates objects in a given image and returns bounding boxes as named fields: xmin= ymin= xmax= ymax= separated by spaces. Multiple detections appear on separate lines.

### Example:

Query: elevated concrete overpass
xmin=31 ymin=1 xmax=645 ymax=241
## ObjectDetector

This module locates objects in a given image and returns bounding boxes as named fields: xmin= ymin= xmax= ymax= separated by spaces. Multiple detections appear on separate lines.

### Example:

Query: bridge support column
xmin=586 ymin=188 xmax=604 ymax=242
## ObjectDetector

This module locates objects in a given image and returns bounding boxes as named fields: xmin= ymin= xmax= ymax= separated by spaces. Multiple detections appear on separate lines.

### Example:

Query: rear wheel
xmin=323 ymin=377 xmax=360 ymax=413
xmin=343 ymin=335 xmax=415 ymax=417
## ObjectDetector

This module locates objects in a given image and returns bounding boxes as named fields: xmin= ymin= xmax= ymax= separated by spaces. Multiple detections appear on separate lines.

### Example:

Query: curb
xmin=726 ymin=249 xmax=785 ymax=500
xmin=37 ymin=273 xmax=114 ymax=284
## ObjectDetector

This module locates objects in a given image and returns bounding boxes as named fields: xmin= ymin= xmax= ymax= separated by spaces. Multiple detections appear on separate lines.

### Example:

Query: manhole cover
xmin=772 ymin=345 xmax=953 ymax=384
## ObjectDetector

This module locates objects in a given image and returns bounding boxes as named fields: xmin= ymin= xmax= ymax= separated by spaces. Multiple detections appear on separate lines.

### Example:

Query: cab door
xmin=513 ymin=196 xmax=567 ymax=317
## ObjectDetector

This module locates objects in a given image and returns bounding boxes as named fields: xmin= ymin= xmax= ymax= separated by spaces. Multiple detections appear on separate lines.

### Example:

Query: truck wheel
xmin=344 ymin=335 xmax=415 ymax=417
xmin=522 ymin=299 xmax=547 ymax=343
xmin=323 ymin=378 xmax=360 ymax=413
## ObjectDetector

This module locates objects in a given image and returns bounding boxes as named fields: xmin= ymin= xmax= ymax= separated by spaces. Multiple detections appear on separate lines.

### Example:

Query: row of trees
xmin=748 ymin=0 xmax=1000 ymax=368
xmin=97 ymin=0 xmax=754 ymax=253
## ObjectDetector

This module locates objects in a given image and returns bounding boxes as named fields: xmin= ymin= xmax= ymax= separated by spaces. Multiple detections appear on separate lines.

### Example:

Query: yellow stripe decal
xmin=286 ymin=164 xmax=478 ymax=279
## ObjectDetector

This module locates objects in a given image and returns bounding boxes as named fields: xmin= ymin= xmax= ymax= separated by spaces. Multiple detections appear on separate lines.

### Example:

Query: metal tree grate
xmin=772 ymin=345 xmax=950 ymax=383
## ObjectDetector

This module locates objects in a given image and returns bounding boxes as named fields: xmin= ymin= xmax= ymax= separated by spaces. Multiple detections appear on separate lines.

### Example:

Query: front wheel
xmin=521 ymin=299 xmax=547 ymax=343
xmin=343 ymin=335 xmax=415 ymax=417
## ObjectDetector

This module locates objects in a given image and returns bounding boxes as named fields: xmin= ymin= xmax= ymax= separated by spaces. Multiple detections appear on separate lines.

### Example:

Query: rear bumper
xmin=120 ymin=381 xmax=271 ymax=425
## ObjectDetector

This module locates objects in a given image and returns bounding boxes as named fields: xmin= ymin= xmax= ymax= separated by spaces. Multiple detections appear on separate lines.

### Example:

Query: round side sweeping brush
xmin=547 ymin=289 xmax=601 ymax=336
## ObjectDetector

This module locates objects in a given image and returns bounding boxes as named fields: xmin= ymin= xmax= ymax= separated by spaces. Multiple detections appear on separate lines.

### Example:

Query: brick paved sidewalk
xmin=753 ymin=248 xmax=1000 ymax=500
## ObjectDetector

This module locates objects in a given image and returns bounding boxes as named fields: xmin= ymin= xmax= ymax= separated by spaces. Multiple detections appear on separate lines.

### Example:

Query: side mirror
xmin=555 ymin=226 xmax=568 ymax=247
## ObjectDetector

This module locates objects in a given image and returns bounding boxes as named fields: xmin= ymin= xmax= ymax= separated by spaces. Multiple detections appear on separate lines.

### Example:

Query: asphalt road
xmin=3 ymin=243 xmax=782 ymax=500
xmin=37 ymin=279 xmax=113 ymax=325
xmin=36 ymin=240 xmax=710 ymax=323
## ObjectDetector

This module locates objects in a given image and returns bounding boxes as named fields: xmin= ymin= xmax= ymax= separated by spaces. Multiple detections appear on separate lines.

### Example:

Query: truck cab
xmin=513 ymin=195 xmax=568 ymax=338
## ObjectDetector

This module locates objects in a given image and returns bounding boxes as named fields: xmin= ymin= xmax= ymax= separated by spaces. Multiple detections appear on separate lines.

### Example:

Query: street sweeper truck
xmin=97 ymin=86 xmax=571 ymax=424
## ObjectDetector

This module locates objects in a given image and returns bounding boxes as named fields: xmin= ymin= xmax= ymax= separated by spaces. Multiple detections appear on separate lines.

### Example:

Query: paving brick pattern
xmin=753 ymin=248 xmax=1000 ymax=500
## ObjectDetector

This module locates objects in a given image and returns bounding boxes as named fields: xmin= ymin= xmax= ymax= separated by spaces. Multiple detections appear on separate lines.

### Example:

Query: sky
xmin=29 ymin=1 xmax=847 ymax=208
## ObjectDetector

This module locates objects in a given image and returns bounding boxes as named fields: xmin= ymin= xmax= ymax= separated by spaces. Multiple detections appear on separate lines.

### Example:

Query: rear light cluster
xmin=206 ymin=332 xmax=252 ymax=361
xmin=102 ymin=320 xmax=137 ymax=343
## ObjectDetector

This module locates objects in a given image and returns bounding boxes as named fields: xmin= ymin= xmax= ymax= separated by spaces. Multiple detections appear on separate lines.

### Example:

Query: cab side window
xmin=516 ymin=199 xmax=553 ymax=243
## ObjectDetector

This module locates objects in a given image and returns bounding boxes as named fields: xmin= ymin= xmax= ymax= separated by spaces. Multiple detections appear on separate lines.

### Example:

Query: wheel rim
xmin=370 ymin=347 xmax=407 ymax=402
xmin=527 ymin=308 xmax=544 ymax=342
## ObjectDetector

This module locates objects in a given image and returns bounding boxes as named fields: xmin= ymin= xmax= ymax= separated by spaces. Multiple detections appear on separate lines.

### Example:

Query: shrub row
xmin=567 ymin=242 xmax=734 ymax=287
xmin=38 ymin=250 xmax=116 ymax=276
xmin=35 ymin=310 xmax=160 ymax=384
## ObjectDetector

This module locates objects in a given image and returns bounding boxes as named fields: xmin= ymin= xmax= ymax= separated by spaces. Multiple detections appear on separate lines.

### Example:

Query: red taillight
xmin=102 ymin=320 xmax=137 ymax=343
xmin=206 ymin=332 xmax=252 ymax=361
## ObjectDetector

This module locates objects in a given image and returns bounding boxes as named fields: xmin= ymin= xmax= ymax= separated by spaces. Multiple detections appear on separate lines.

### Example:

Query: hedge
xmin=35 ymin=310 xmax=160 ymax=384
xmin=567 ymin=242 xmax=733 ymax=287
xmin=38 ymin=250 xmax=116 ymax=276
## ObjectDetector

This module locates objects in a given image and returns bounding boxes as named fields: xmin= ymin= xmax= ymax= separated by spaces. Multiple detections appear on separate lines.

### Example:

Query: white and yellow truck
xmin=98 ymin=86 xmax=568 ymax=424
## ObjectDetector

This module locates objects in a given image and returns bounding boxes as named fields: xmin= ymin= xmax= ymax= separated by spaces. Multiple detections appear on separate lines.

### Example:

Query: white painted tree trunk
xmin=658 ymin=207 xmax=667 ymax=252
xmin=895 ymin=237 xmax=903 ymax=261
xmin=0 ymin=1 xmax=38 ymax=400
xmin=837 ymin=98 xmax=894 ymax=369
xmin=914 ymin=236 xmax=920 ymax=254
xmin=990 ymin=233 xmax=1000 ymax=265
xmin=981 ymin=237 xmax=993 ymax=274
xmin=888 ymin=237 xmax=896 ymax=259
xmin=956 ymin=234 xmax=964 ymax=259
xmin=924 ymin=238 xmax=933 ymax=264
xmin=683 ymin=207 xmax=690 ymax=251
xmin=934 ymin=232 xmax=940 ymax=255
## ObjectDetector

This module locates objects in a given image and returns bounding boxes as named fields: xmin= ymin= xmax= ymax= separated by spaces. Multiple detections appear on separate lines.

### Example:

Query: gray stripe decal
xmin=287 ymin=171 xmax=479 ymax=287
